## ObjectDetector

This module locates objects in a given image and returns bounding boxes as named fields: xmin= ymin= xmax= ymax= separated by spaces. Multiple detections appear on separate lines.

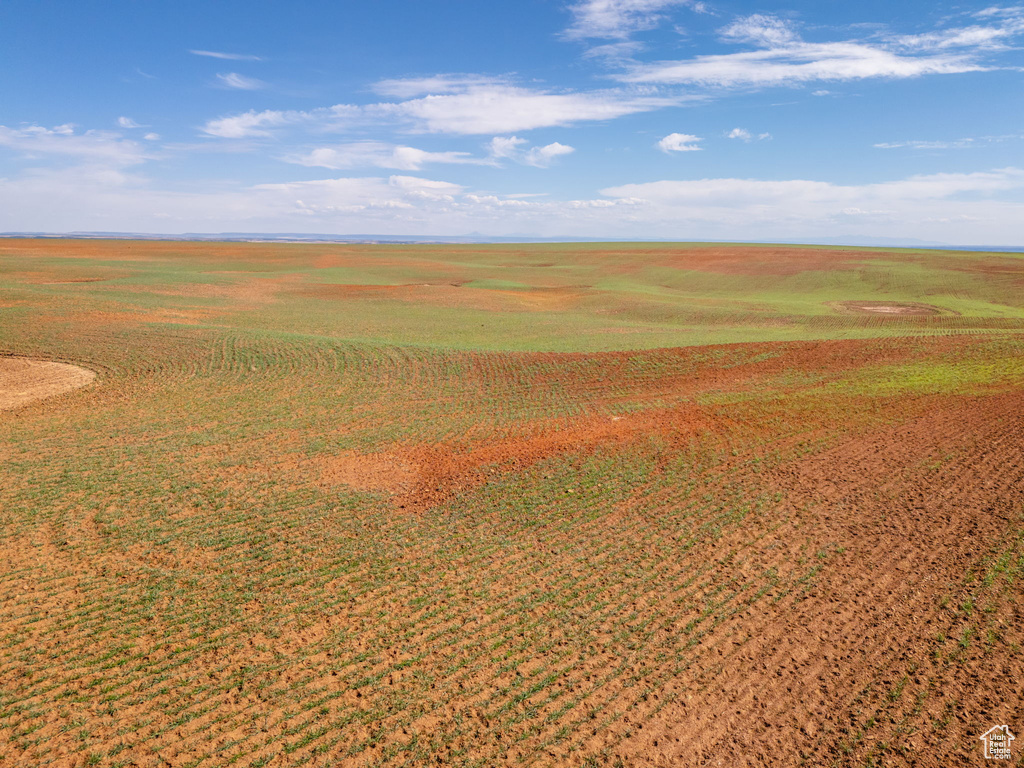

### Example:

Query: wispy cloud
xmin=202 ymin=109 xmax=310 ymax=138
xmin=0 ymin=124 xmax=149 ymax=166
xmin=892 ymin=7 xmax=1024 ymax=51
xmin=373 ymin=74 xmax=512 ymax=98
xmin=657 ymin=132 xmax=702 ymax=152
xmin=720 ymin=13 xmax=798 ymax=46
xmin=381 ymin=84 xmax=674 ymax=134
xmin=727 ymin=127 xmax=771 ymax=141
xmin=564 ymin=0 xmax=705 ymax=40
xmin=202 ymin=79 xmax=680 ymax=138
xmin=602 ymin=168 xmax=1024 ymax=205
xmin=976 ymin=6 xmax=1024 ymax=17
xmin=615 ymin=12 xmax=1020 ymax=88
xmin=874 ymin=134 xmax=1024 ymax=150
xmin=582 ymin=41 xmax=647 ymax=63
xmin=288 ymin=137 xmax=574 ymax=171
xmin=216 ymin=72 xmax=267 ymax=90
xmin=117 ymin=116 xmax=144 ymax=129
xmin=288 ymin=141 xmax=493 ymax=171
xmin=488 ymin=137 xmax=575 ymax=167
xmin=875 ymin=139 xmax=976 ymax=150
xmin=189 ymin=49 xmax=263 ymax=61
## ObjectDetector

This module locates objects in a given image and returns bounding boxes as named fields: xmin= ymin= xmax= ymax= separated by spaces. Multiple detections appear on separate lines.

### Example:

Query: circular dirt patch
xmin=0 ymin=357 xmax=96 ymax=410
xmin=831 ymin=301 xmax=952 ymax=316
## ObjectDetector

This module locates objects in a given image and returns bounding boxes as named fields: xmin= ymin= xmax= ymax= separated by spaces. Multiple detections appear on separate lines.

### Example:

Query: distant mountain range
xmin=1 ymin=231 xmax=1022 ymax=252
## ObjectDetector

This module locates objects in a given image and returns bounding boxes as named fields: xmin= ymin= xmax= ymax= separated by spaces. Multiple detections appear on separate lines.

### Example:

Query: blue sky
xmin=2 ymin=0 xmax=1023 ymax=243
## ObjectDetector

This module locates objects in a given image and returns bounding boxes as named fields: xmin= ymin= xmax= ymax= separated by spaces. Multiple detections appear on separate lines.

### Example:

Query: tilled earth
xmin=1 ymin=240 xmax=1022 ymax=768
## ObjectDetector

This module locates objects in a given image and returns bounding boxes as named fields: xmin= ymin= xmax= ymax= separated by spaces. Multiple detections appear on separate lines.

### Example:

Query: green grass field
xmin=3 ymin=240 xmax=1023 ymax=356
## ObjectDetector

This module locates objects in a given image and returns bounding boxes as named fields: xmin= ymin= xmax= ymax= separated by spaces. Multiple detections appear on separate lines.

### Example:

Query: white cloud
xmin=201 ymin=108 xmax=314 ymax=138
xmin=589 ymin=168 xmax=1024 ymax=240
xmin=117 ymin=116 xmax=143 ymax=129
xmin=617 ymin=13 xmax=1003 ymax=87
xmin=3 ymin=162 xmax=1024 ymax=244
xmin=874 ymin=132 xmax=1024 ymax=150
xmin=892 ymin=8 xmax=1024 ymax=52
xmin=621 ymin=42 xmax=982 ymax=87
xmin=372 ymin=74 xmax=511 ymax=98
xmin=720 ymin=14 xmax=798 ymax=47
xmin=564 ymin=0 xmax=702 ymax=40
xmin=525 ymin=142 xmax=575 ymax=167
xmin=727 ymin=127 xmax=771 ymax=141
xmin=374 ymin=85 xmax=675 ymax=134
xmin=144 ymin=132 xmax=161 ymax=141
xmin=894 ymin=26 xmax=1016 ymax=51
xmin=657 ymin=132 xmax=702 ymax=152
xmin=216 ymin=72 xmax=266 ymax=90
xmin=0 ymin=124 xmax=149 ymax=166
xmin=189 ymin=50 xmax=262 ymax=61
xmin=812 ymin=89 xmax=831 ymax=96
xmin=288 ymin=141 xmax=492 ymax=171
xmin=488 ymin=136 xmax=575 ymax=167
xmin=582 ymin=41 xmax=646 ymax=62
xmin=976 ymin=6 xmax=1024 ymax=19
xmin=488 ymin=136 xmax=529 ymax=159
xmin=201 ymin=81 xmax=678 ymax=138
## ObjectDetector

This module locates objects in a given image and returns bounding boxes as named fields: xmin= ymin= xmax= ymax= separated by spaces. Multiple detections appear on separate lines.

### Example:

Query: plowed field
xmin=1 ymin=239 xmax=1022 ymax=767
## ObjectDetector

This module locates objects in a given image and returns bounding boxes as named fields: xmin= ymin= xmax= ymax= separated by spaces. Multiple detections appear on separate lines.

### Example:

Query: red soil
xmin=282 ymin=335 xmax=1022 ymax=766
xmin=314 ymin=335 xmax=975 ymax=511
xmin=608 ymin=390 xmax=1024 ymax=767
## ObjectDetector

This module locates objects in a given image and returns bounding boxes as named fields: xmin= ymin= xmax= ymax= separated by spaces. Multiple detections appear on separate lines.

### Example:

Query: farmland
xmin=1 ymin=238 xmax=1023 ymax=767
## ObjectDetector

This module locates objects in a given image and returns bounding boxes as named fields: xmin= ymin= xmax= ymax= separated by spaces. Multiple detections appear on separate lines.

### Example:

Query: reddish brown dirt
xmin=0 ymin=357 xmax=96 ymax=410
xmin=292 ymin=336 xmax=982 ymax=513
xmin=316 ymin=451 xmax=421 ymax=494
xmin=394 ymin=405 xmax=715 ymax=511
xmin=604 ymin=391 xmax=1024 ymax=767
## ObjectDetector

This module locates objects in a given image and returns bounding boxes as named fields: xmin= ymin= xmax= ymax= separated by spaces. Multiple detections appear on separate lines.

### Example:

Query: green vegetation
xmin=3 ymin=240 xmax=1022 ymax=353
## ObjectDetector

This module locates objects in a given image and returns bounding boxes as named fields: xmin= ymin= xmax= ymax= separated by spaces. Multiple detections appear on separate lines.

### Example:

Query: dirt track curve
xmin=0 ymin=357 xmax=95 ymax=410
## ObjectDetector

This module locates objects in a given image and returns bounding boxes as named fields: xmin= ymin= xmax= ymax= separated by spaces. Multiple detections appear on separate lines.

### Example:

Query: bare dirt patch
xmin=831 ymin=299 xmax=950 ymax=316
xmin=315 ymin=451 xmax=421 ymax=494
xmin=0 ymin=357 xmax=96 ymax=410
